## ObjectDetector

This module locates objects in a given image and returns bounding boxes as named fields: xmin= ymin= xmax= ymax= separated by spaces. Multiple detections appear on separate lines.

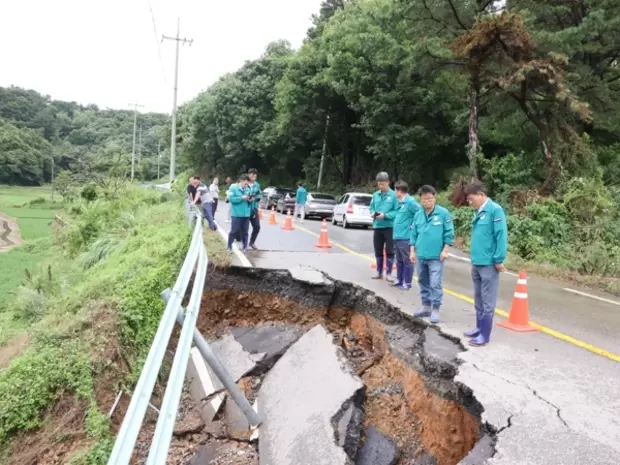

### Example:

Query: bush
xmin=81 ymin=184 xmax=98 ymax=202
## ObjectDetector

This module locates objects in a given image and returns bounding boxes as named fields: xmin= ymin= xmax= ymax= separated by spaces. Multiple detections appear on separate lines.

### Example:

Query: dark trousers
xmin=212 ymin=199 xmax=218 ymax=218
xmin=373 ymin=227 xmax=394 ymax=275
xmin=228 ymin=216 xmax=250 ymax=250
xmin=249 ymin=208 xmax=261 ymax=245
xmin=394 ymin=239 xmax=414 ymax=287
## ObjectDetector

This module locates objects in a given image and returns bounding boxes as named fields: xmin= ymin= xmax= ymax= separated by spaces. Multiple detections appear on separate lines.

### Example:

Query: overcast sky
xmin=0 ymin=0 xmax=322 ymax=114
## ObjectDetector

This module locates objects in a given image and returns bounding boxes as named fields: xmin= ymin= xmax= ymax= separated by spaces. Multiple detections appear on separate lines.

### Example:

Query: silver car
xmin=332 ymin=193 xmax=373 ymax=228
xmin=304 ymin=192 xmax=338 ymax=219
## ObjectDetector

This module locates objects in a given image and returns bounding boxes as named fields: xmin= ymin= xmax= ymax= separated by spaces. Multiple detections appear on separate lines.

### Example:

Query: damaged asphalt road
xmin=198 ymin=267 xmax=490 ymax=465
xmin=197 ymin=265 xmax=620 ymax=465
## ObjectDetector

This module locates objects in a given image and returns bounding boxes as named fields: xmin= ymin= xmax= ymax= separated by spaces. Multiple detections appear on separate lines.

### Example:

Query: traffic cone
xmin=370 ymin=248 xmax=397 ymax=272
xmin=269 ymin=206 xmax=277 ymax=225
xmin=258 ymin=209 xmax=263 ymax=221
xmin=497 ymin=271 xmax=538 ymax=332
xmin=315 ymin=218 xmax=332 ymax=248
xmin=282 ymin=209 xmax=294 ymax=231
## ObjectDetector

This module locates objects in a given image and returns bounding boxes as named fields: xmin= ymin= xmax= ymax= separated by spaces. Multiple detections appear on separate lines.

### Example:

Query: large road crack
xmin=472 ymin=363 xmax=569 ymax=431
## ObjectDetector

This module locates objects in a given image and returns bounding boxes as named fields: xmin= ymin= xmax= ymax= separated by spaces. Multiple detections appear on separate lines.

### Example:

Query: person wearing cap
xmin=369 ymin=171 xmax=399 ymax=281
xmin=392 ymin=180 xmax=420 ymax=289
xmin=410 ymin=185 xmax=454 ymax=324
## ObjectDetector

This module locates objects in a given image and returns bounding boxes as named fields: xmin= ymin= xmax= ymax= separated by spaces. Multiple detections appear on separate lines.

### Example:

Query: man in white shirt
xmin=195 ymin=176 xmax=216 ymax=230
xmin=209 ymin=177 xmax=220 ymax=218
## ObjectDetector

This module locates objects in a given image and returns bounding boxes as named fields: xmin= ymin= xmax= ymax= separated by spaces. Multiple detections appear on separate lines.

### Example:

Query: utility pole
xmin=138 ymin=125 xmax=143 ymax=162
xmin=317 ymin=109 xmax=331 ymax=189
xmin=129 ymin=102 xmax=144 ymax=180
xmin=157 ymin=140 xmax=161 ymax=180
xmin=162 ymin=19 xmax=193 ymax=184
xmin=50 ymin=157 xmax=55 ymax=202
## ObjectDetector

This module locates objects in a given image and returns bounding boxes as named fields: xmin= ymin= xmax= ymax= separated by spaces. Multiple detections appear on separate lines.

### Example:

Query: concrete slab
xmin=206 ymin=333 xmax=259 ymax=393
xmin=356 ymin=425 xmax=400 ymax=465
xmin=188 ymin=443 xmax=218 ymax=465
xmin=258 ymin=325 xmax=364 ymax=465
xmin=290 ymin=266 xmax=331 ymax=285
xmin=230 ymin=323 xmax=305 ymax=372
xmin=185 ymin=347 xmax=226 ymax=423
xmin=224 ymin=396 xmax=251 ymax=439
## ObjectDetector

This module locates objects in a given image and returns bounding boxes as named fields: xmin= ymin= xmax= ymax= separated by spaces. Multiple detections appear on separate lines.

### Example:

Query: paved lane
xmin=214 ymin=203 xmax=620 ymax=465
xmin=259 ymin=210 xmax=620 ymax=358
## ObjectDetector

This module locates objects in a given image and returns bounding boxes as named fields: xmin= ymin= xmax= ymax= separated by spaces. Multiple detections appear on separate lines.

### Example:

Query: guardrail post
xmin=161 ymin=289 xmax=261 ymax=428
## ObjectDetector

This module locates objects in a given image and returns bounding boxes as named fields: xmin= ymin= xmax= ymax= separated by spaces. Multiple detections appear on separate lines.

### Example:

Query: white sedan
xmin=332 ymin=192 xmax=373 ymax=228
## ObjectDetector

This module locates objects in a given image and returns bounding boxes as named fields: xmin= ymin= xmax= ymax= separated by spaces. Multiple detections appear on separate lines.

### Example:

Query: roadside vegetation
xmin=177 ymin=0 xmax=620 ymax=293
xmin=0 ymin=176 xmax=232 ymax=463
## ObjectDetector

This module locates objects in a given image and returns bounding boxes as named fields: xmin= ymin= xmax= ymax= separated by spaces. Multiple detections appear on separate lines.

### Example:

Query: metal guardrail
xmin=107 ymin=199 xmax=260 ymax=465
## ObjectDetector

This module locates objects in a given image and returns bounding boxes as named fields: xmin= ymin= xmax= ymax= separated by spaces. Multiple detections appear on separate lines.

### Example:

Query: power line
xmin=146 ymin=0 xmax=168 ymax=87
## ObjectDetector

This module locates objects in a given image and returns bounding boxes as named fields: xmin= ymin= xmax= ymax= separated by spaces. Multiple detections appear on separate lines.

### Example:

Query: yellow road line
xmin=292 ymin=223 xmax=620 ymax=363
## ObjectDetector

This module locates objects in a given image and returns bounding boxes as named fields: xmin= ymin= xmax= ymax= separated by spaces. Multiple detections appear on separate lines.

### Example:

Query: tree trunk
xmin=467 ymin=75 xmax=481 ymax=178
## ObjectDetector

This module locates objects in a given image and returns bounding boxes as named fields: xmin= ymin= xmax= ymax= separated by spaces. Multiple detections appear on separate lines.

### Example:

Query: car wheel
xmin=332 ymin=216 xmax=337 ymax=225
xmin=343 ymin=216 xmax=350 ymax=229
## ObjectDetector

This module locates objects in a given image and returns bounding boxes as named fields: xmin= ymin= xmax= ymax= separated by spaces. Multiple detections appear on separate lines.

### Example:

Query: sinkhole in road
xmin=185 ymin=266 xmax=495 ymax=465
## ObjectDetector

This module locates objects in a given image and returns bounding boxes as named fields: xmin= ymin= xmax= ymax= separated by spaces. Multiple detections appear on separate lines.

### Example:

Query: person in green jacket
xmin=294 ymin=182 xmax=308 ymax=222
xmin=463 ymin=180 xmax=508 ymax=347
xmin=227 ymin=174 xmax=252 ymax=252
xmin=392 ymin=181 xmax=420 ymax=290
xmin=247 ymin=168 xmax=263 ymax=250
xmin=369 ymin=172 xmax=399 ymax=281
xmin=409 ymin=185 xmax=454 ymax=324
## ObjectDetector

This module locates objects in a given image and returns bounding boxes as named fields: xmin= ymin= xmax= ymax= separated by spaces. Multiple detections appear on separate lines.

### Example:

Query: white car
xmin=332 ymin=192 xmax=373 ymax=228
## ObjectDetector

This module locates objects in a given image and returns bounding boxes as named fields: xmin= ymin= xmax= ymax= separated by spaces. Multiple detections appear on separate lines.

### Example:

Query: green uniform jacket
xmin=393 ymin=195 xmax=421 ymax=240
xmin=296 ymin=187 xmax=308 ymax=204
xmin=470 ymin=199 xmax=507 ymax=265
xmin=229 ymin=184 xmax=251 ymax=218
xmin=410 ymin=205 xmax=454 ymax=260
xmin=369 ymin=189 xmax=399 ymax=229
xmin=247 ymin=181 xmax=262 ymax=210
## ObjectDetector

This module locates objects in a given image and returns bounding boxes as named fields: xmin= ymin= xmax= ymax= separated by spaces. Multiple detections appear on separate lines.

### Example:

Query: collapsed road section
xmin=170 ymin=266 xmax=496 ymax=465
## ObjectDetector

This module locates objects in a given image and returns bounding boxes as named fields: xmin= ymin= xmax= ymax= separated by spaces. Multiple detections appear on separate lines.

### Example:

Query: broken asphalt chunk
xmin=258 ymin=324 xmax=364 ymax=465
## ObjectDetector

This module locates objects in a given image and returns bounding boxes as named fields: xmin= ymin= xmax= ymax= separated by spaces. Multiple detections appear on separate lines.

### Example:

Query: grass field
xmin=0 ymin=185 xmax=59 ymax=343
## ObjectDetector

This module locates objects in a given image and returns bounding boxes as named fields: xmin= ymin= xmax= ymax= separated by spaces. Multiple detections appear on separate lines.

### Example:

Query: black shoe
xmin=371 ymin=274 xmax=383 ymax=280
xmin=249 ymin=243 xmax=258 ymax=250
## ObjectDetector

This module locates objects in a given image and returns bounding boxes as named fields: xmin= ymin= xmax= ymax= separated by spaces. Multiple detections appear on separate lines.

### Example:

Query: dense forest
xmin=177 ymin=0 xmax=620 ymax=284
xmin=0 ymin=86 xmax=170 ymax=185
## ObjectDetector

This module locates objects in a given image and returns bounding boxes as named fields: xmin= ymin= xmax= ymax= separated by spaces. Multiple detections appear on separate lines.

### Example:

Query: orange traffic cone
xmin=258 ymin=208 xmax=263 ymax=221
xmin=282 ymin=209 xmax=294 ymax=231
xmin=370 ymin=248 xmax=397 ymax=272
xmin=315 ymin=218 xmax=332 ymax=248
xmin=268 ymin=206 xmax=277 ymax=225
xmin=497 ymin=271 xmax=538 ymax=332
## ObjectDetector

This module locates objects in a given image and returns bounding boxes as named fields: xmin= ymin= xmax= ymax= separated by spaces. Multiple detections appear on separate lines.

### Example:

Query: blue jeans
xmin=417 ymin=259 xmax=444 ymax=309
xmin=472 ymin=265 xmax=500 ymax=342
xmin=202 ymin=203 xmax=216 ymax=230
xmin=394 ymin=239 xmax=414 ymax=287
xmin=228 ymin=217 xmax=250 ymax=250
